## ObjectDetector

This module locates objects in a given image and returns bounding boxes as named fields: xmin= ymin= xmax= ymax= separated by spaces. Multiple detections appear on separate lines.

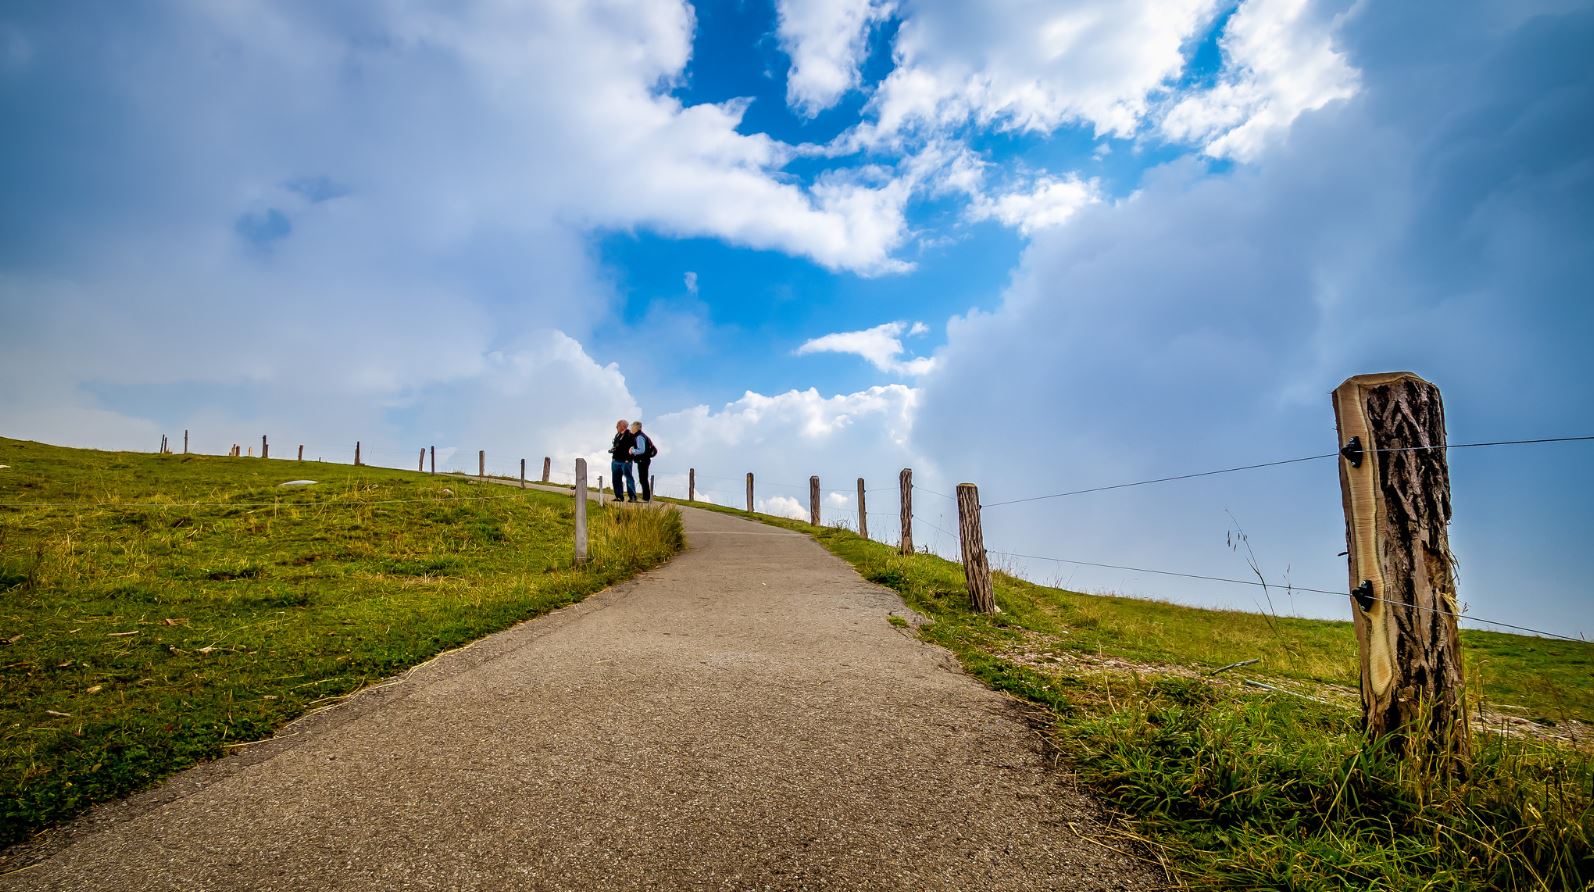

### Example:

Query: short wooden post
xmin=478 ymin=450 xmax=485 ymax=478
xmin=899 ymin=468 xmax=913 ymax=555
xmin=159 ymin=435 xmax=166 ymax=454
xmin=419 ymin=448 xmax=425 ymax=472
xmin=520 ymin=458 xmax=527 ymax=488
xmin=956 ymin=483 xmax=995 ymax=613
xmin=650 ymin=474 xmax=656 ymax=497
xmin=689 ymin=468 xmax=696 ymax=502
xmin=857 ymin=478 xmax=868 ymax=539
xmin=809 ymin=476 xmax=821 ymax=526
xmin=746 ymin=472 xmax=754 ymax=513
xmin=297 ymin=444 xmax=304 ymax=462
xmin=574 ymin=458 xmax=589 ymax=565
xmin=183 ymin=430 xmax=189 ymax=454
xmin=261 ymin=435 xmax=268 ymax=460
xmin=541 ymin=457 xmax=550 ymax=483
xmin=598 ymin=475 xmax=606 ymax=507
xmin=355 ymin=441 xmax=362 ymax=466
xmin=1333 ymin=372 xmax=1470 ymax=771
xmin=430 ymin=446 xmax=436 ymax=474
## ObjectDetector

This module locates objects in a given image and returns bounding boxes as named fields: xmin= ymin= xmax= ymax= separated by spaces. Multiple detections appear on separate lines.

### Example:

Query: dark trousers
xmin=635 ymin=459 xmax=651 ymax=501
xmin=610 ymin=460 xmax=636 ymax=500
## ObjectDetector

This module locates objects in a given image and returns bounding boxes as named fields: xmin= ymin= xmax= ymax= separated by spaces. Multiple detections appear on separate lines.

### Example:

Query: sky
xmin=2 ymin=0 xmax=1590 ymax=639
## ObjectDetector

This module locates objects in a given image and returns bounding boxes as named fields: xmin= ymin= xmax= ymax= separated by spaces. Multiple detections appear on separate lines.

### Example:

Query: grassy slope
xmin=669 ymin=497 xmax=1593 ymax=890
xmin=0 ymin=438 xmax=684 ymax=845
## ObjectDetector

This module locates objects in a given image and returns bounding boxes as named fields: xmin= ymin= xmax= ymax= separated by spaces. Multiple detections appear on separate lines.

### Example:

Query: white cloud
xmin=852 ymin=0 xmax=1221 ymax=147
xmin=1161 ymin=0 xmax=1359 ymax=160
xmin=795 ymin=321 xmax=936 ymax=376
xmin=970 ymin=174 xmax=1102 ymax=234
xmin=684 ymin=270 xmax=698 ymax=294
xmin=777 ymin=0 xmax=894 ymax=114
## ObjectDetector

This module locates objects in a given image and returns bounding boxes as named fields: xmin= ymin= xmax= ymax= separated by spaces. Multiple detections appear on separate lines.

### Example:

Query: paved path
xmin=3 ymin=503 xmax=1158 ymax=891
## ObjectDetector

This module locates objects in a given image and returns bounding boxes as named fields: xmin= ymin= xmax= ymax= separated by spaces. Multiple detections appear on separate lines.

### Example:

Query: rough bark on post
xmin=689 ymin=468 xmax=696 ymax=502
xmin=857 ymin=478 xmax=868 ymax=540
xmin=541 ymin=457 xmax=550 ymax=483
xmin=746 ymin=473 xmax=754 ymax=513
xmin=899 ymin=468 xmax=914 ymax=555
xmin=809 ymin=476 xmax=821 ymax=526
xmin=261 ymin=435 xmax=268 ymax=460
xmin=354 ymin=442 xmax=362 ymax=466
xmin=956 ymin=483 xmax=995 ymax=614
xmin=1333 ymin=371 xmax=1470 ymax=773
xmin=574 ymin=458 xmax=589 ymax=565
xmin=520 ymin=458 xmax=527 ymax=488
xmin=478 ymin=450 xmax=485 ymax=478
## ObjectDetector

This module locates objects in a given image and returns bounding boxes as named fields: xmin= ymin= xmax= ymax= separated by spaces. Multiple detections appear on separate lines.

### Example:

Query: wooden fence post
xmin=431 ymin=446 xmax=436 ymax=474
xmin=746 ymin=472 xmax=754 ymax=513
xmin=598 ymin=475 xmax=606 ymax=507
xmin=809 ymin=476 xmax=821 ymax=526
xmin=478 ymin=450 xmax=485 ymax=478
xmin=418 ymin=448 xmax=425 ymax=472
xmin=520 ymin=458 xmax=527 ymax=488
xmin=650 ymin=474 xmax=656 ymax=499
xmin=956 ymin=483 xmax=995 ymax=613
xmin=355 ymin=441 xmax=361 ymax=466
xmin=857 ymin=478 xmax=868 ymax=540
xmin=297 ymin=444 xmax=304 ymax=462
xmin=261 ymin=435 xmax=268 ymax=460
xmin=689 ymin=468 xmax=696 ymax=502
xmin=542 ymin=457 xmax=551 ymax=483
xmin=899 ymin=468 xmax=914 ymax=555
xmin=159 ymin=435 xmax=166 ymax=454
xmin=1333 ymin=372 xmax=1470 ymax=771
xmin=574 ymin=458 xmax=589 ymax=565
xmin=183 ymin=430 xmax=189 ymax=454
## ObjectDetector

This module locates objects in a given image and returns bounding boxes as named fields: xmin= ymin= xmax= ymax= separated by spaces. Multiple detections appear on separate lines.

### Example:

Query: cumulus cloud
xmin=795 ymin=321 xmax=936 ymax=376
xmin=969 ymin=174 xmax=1102 ymax=234
xmin=777 ymin=0 xmax=894 ymax=114
xmin=852 ymin=0 xmax=1220 ymax=146
xmin=914 ymin=0 xmax=1594 ymax=635
xmin=1161 ymin=0 xmax=1360 ymax=160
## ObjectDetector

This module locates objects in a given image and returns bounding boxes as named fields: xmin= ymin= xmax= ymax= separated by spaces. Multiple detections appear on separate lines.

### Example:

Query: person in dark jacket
xmin=628 ymin=420 xmax=654 ymax=502
xmin=609 ymin=419 xmax=637 ymax=503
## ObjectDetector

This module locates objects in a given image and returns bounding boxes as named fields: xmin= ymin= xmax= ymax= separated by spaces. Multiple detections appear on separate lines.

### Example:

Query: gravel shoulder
xmin=2 ymin=501 xmax=1161 ymax=891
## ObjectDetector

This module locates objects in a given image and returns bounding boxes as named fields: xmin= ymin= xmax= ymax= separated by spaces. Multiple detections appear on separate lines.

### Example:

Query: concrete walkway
xmin=2 ymin=503 xmax=1159 ymax=891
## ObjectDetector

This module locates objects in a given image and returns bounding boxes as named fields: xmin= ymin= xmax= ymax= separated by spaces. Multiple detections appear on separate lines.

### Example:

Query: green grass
xmin=0 ymin=437 xmax=684 ymax=845
xmin=671 ymin=497 xmax=1594 ymax=890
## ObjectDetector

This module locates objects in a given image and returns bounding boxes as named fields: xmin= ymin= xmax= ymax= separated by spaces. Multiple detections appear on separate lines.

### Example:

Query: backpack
xmin=643 ymin=434 xmax=659 ymax=459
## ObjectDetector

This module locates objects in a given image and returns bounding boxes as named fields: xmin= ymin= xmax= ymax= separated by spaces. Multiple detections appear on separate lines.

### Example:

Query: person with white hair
xmin=628 ymin=420 xmax=657 ymax=502
xmin=609 ymin=419 xmax=638 ymax=503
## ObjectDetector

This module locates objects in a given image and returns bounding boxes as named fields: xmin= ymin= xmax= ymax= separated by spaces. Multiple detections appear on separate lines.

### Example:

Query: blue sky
xmin=2 ymin=0 xmax=1591 ymax=638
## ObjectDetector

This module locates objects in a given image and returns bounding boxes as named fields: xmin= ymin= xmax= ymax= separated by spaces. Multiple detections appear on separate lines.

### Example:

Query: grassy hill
xmin=0 ymin=437 xmax=683 ymax=846
xmin=674 ymin=498 xmax=1594 ymax=891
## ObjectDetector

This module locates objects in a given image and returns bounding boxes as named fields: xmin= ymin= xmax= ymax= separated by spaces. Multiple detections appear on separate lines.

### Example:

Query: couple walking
xmin=609 ymin=419 xmax=657 ymax=503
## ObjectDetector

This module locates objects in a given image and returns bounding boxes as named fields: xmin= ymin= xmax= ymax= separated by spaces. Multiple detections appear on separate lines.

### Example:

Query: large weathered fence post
xmin=354 ymin=441 xmax=362 ymax=466
xmin=857 ymin=478 xmax=868 ymax=539
xmin=956 ymin=483 xmax=995 ymax=614
xmin=899 ymin=468 xmax=914 ymax=555
xmin=478 ymin=450 xmax=485 ymax=478
xmin=574 ymin=459 xmax=589 ymax=566
xmin=689 ymin=468 xmax=696 ymax=502
xmin=520 ymin=458 xmax=527 ymax=488
xmin=541 ymin=456 xmax=551 ymax=483
xmin=261 ymin=435 xmax=268 ymax=460
xmin=1333 ymin=371 xmax=1469 ymax=773
xmin=809 ymin=476 xmax=821 ymax=526
xmin=746 ymin=472 xmax=754 ymax=513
